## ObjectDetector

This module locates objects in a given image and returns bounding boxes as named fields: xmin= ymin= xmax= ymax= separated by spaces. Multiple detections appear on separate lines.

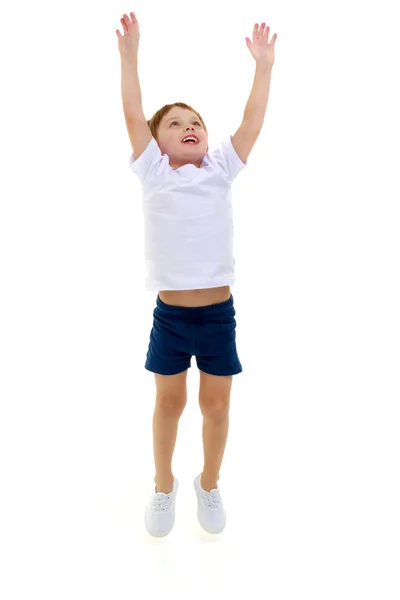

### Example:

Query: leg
xmin=153 ymin=370 xmax=188 ymax=493
xmin=198 ymin=370 xmax=232 ymax=492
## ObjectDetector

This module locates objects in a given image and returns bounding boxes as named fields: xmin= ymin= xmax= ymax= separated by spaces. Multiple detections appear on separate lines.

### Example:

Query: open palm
xmin=245 ymin=22 xmax=277 ymax=64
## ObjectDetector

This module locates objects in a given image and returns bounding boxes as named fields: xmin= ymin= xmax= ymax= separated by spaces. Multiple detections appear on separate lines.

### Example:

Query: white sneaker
xmin=144 ymin=477 xmax=178 ymax=537
xmin=193 ymin=474 xmax=226 ymax=534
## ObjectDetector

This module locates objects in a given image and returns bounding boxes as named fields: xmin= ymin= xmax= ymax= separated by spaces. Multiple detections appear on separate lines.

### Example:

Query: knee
xmin=156 ymin=393 xmax=187 ymax=415
xmin=199 ymin=399 xmax=230 ymax=419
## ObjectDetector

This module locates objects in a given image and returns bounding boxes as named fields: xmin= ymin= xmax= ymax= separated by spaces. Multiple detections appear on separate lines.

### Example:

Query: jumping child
xmin=116 ymin=11 xmax=276 ymax=536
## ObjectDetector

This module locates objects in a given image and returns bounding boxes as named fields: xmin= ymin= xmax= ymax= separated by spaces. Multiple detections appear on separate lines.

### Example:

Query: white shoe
xmin=144 ymin=477 xmax=178 ymax=538
xmin=193 ymin=474 xmax=226 ymax=534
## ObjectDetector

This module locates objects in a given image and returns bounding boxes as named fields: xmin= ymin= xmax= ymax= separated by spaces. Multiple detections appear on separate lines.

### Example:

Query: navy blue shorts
xmin=145 ymin=294 xmax=243 ymax=376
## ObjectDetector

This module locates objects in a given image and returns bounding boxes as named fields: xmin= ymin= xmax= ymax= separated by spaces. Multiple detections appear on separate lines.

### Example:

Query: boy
xmin=117 ymin=11 xmax=276 ymax=536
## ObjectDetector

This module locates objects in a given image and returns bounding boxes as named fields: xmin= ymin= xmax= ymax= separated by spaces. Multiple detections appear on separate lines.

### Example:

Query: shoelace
xmin=151 ymin=492 xmax=171 ymax=512
xmin=203 ymin=489 xmax=222 ymax=509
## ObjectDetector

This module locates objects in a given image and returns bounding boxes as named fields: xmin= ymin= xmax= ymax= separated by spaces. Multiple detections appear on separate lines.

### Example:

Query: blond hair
xmin=147 ymin=102 xmax=208 ymax=140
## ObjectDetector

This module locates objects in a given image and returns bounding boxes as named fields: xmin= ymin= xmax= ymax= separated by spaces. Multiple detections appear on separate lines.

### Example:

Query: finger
xmin=123 ymin=13 xmax=132 ymax=26
xmin=120 ymin=17 xmax=128 ymax=33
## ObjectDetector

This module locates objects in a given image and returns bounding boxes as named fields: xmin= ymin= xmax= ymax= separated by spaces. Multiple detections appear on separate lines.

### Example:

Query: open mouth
xmin=181 ymin=136 xmax=199 ymax=144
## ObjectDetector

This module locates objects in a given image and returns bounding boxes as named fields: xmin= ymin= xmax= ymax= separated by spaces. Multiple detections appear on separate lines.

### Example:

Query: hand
xmin=116 ymin=12 xmax=140 ymax=60
xmin=245 ymin=23 xmax=277 ymax=65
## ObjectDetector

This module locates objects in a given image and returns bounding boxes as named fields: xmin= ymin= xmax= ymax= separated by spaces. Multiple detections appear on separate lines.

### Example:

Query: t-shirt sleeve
xmin=212 ymin=134 xmax=248 ymax=181
xmin=128 ymin=136 xmax=164 ymax=185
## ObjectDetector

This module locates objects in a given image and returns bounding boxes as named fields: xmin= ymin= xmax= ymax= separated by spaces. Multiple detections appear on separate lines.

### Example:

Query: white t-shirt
xmin=128 ymin=135 xmax=247 ymax=291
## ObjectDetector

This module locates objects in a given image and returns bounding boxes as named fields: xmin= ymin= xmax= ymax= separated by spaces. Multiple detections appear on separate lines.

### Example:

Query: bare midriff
xmin=158 ymin=285 xmax=231 ymax=307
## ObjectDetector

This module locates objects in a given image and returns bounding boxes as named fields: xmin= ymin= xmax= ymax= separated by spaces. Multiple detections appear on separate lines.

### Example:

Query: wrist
xmin=256 ymin=60 xmax=273 ymax=71
xmin=121 ymin=54 xmax=138 ymax=66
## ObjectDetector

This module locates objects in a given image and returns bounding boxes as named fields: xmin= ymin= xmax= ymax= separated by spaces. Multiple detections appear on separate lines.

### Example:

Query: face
xmin=157 ymin=108 xmax=208 ymax=170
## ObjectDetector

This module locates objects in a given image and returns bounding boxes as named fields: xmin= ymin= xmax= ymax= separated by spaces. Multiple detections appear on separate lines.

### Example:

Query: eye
xmin=171 ymin=121 xmax=201 ymax=126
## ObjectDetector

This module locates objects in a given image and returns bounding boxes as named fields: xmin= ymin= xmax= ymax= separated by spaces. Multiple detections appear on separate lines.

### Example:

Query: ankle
xmin=155 ymin=475 xmax=174 ymax=494
xmin=200 ymin=473 xmax=218 ymax=491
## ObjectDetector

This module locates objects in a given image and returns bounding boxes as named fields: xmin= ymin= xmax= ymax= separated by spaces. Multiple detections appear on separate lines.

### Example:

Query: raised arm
xmin=116 ymin=12 xmax=152 ymax=158
xmin=231 ymin=22 xmax=277 ymax=164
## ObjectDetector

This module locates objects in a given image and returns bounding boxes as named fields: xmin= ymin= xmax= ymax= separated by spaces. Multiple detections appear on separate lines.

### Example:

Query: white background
xmin=1 ymin=0 xmax=399 ymax=598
